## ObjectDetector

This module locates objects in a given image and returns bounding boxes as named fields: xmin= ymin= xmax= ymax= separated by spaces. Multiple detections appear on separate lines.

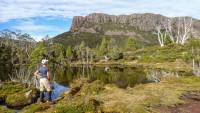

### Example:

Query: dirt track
xmin=155 ymin=91 xmax=200 ymax=113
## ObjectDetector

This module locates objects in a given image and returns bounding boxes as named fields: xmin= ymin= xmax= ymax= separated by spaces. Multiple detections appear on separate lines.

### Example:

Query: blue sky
xmin=0 ymin=0 xmax=199 ymax=41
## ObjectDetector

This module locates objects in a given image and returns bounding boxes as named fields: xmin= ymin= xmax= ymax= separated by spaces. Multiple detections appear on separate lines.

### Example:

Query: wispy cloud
xmin=12 ymin=20 xmax=62 ymax=33
xmin=11 ymin=19 xmax=68 ymax=41
xmin=0 ymin=0 xmax=199 ymax=22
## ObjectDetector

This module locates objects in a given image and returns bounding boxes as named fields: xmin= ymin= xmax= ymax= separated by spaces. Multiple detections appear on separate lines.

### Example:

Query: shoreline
xmin=69 ymin=60 xmax=193 ymax=72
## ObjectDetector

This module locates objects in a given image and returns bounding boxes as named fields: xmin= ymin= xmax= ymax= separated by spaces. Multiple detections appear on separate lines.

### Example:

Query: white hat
xmin=41 ymin=59 xmax=48 ymax=64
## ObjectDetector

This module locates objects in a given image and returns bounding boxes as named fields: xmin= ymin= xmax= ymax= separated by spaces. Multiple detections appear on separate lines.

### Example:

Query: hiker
xmin=34 ymin=59 xmax=52 ymax=102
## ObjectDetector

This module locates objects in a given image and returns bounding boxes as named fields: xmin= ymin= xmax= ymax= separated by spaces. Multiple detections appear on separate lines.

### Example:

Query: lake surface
xmin=53 ymin=65 xmax=192 ymax=88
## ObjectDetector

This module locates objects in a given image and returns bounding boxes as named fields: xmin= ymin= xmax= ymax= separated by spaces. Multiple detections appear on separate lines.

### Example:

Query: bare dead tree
xmin=156 ymin=26 xmax=167 ymax=47
xmin=165 ymin=17 xmax=193 ymax=45
xmin=9 ymin=67 xmax=32 ymax=85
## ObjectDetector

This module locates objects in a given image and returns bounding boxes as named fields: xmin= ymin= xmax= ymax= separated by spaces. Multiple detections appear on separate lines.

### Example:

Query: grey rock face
xmin=70 ymin=13 xmax=200 ymax=37
xmin=70 ymin=13 xmax=169 ymax=33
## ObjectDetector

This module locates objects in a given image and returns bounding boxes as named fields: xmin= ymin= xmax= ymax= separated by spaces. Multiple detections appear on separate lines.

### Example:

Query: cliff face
xmin=70 ymin=13 xmax=200 ymax=37
xmin=70 ymin=13 xmax=169 ymax=33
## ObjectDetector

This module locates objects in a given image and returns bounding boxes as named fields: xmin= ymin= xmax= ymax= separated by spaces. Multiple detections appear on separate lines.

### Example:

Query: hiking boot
xmin=39 ymin=91 xmax=45 ymax=103
xmin=47 ymin=91 xmax=52 ymax=101
xmin=46 ymin=100 xmax=54 ymax=105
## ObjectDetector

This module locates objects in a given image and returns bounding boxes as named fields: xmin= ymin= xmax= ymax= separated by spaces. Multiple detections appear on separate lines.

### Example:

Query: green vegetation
xmin=20 ymin=103 xmax=50 ymax=113
xmin=98 ymin=38 xmax=109 ymax=56
xmin=53 ymin=31 xmax=157 ymax=48
xmin=54 ymin=102 xmax=96 ymax=113
xmin=21 ymin=76 xmax=200 ymax=113
xmin=66 ymin=46 xmax=73 ymax=59
xmin=0 ymin=43 xmax=13 ymax=80
xmin=0 ymin=106 xmax=15 ymax=113
xmin=0 ymin=82 xmax=26 ymax=102
xmin=124 ymin=37 xmax=138 ymax=51
xmin=0 ymin=82 xmax=39 ymax=108
xmin=6 ymin=93 xmax=28 ymax=106
xmin=29 ymin=42 xmax=66 ymax=69
xmin=123 ymin=40 xmax=200 ymax=64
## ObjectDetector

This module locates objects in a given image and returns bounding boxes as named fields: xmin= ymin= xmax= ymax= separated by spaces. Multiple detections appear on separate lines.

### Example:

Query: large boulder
xmin=0 ymin=82 xmax=26 ymax=103
xmin=5 ymin=89 xmax=39 ymax=109
xmin=0 ymin=82 xmax=39 ymax=109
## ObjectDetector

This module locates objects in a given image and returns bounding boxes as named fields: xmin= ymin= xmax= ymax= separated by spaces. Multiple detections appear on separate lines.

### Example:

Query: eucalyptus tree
xmin=156 ymin=17 xmax=193 ymax=46
xmin=165 ymin=17 xmax=193 ymax=45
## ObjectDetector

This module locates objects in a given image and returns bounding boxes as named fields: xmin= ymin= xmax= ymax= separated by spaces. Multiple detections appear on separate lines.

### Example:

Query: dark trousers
xmin=40 ymin=91 xmax=52 ymax=102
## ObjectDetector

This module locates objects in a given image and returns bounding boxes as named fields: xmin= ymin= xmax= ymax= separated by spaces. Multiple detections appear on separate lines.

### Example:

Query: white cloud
xmin=0 ymin=0 xmax=200 ymax=22
xmin=12 ymin=20 xmax=62 ymax=33
xmin=11 ymin=19 xmax=66 ymax=41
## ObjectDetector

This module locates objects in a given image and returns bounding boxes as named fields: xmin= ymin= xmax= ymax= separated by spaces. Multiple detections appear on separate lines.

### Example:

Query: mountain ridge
xmin=53 ymin=13 xmax=200 ymax=47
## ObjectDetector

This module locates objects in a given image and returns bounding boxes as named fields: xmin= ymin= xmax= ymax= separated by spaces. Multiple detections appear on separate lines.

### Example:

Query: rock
xmin=70 ymin=13 xmax=168 ymax=33
xmin=68 ymin=86 xmax=81 ymax=96
xmin=0 ymin=82 xmax=25 ymax=103
xmin=70 ymin=16 xmax=85 ymax=32
xmin=25 ymin=90 xmax=33 ymax=97
xmin=89 ymin=98 xmax=101 ymax=107
xmin=5 ymin=89 xmax=39 ymax=109
xmin=0 ymin=82 xmax=39 ymax=109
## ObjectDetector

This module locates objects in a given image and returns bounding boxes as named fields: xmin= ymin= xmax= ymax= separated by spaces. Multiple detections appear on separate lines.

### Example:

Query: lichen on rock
xmin=0 ymin=82 xmax=39 ymax=109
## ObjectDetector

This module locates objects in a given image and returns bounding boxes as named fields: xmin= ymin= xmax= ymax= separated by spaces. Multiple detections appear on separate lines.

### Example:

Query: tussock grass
xmin=97 ymin=77 xmax=200 ymax=113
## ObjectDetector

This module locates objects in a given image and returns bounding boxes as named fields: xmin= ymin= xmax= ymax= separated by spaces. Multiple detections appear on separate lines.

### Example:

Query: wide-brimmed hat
xmin=41 ymin=59 xmax=48 ymax=64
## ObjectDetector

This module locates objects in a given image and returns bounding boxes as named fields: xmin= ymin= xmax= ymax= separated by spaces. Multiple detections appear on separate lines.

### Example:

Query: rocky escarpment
xmin=71 ymin=13 xmax=168 ymax=33
xmin=70 ymin=13 xmax=200 ymax=37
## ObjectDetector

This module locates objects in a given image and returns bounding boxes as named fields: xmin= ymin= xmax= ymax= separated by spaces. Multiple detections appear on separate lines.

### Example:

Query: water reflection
xmin=192 ymin=61 xmax=200 ymax=77
xmin=146 ymin=70 xmax=179 ymax=83
xmin=54 ymin=66 xmax=191 ymax=88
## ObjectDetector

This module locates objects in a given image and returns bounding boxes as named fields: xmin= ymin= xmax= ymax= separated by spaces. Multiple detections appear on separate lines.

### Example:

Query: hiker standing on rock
xmin=34 ymin=59 xmax=52 ymax=102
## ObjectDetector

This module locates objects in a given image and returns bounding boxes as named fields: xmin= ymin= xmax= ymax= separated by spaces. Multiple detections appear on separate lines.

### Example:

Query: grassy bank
xmin=19 ymin=76 xmax=200 ymax=113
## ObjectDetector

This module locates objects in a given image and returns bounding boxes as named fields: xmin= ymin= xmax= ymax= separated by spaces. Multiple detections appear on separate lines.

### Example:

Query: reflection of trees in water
xmin=192 ymin=61 xmax=200 ymax=77
xmin=48 ymin=66 xmax=193 ymax=88
xmin=146 ymin=69 xmax=179 ymax=82
xmin=55 ymin=66 xmax=150 ymax=88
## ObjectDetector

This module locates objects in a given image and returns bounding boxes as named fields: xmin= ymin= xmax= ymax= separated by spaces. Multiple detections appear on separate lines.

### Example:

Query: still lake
xmin=53 ymin=65 xmax=191 ymax=88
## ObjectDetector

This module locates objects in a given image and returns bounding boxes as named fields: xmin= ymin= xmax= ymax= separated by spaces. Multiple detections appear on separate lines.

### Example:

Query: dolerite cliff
xmin=54 ymin=13 xmax=200 ymax=47
xmin=70 ymin=13 xmax=168 ymax=33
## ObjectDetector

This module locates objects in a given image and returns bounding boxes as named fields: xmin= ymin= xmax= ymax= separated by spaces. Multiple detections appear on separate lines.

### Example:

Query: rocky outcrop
xmin=105 ymin=30 xmax=136 ymax=36
xmin=70 ymin=13 xmax=200 ymax=37
xmin=0 ymin=82 xmax=39 ymax=109
xmin=70 ymin=13 xmax=169 ymax=33
xmin=70 ymin=16 xmax=85 ymax=32
xmin=6 ymin=89 xmax=39 ymax=109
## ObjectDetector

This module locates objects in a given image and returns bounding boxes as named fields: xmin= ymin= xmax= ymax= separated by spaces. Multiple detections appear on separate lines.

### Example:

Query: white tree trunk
xmin=165 ymin=17 xmax=193 ymax=45
xmin=156 ymin=26 xmax=166 ymax=47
